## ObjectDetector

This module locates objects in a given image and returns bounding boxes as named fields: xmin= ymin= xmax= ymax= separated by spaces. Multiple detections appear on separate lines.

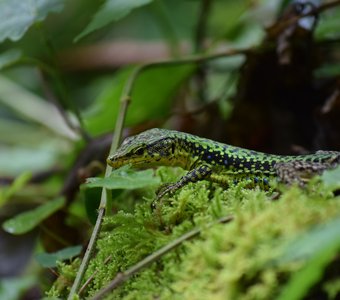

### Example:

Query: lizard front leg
xmin=157 ymin=164 xmax=212 ymax=199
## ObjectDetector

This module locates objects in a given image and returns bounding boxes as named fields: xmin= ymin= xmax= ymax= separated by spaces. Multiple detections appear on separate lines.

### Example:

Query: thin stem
xmin=67 ymin=207 xmax=105 ymax=299
xmin=67 ymin=65 xmax=134 ymax=300
xmin=91 ymin=215 xmax=233 ymax=300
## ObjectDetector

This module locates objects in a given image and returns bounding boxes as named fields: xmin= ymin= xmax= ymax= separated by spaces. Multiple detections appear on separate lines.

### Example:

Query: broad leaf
xmin=84 ymin=64 xmax=193 ymax=135
xmin=277 ymin=218 xmax=340 ymax=300
xmin=85 ymin=166 xmax=160 ymax=190
xmin=0 ymin=75 xmax=78 ymax=140
xmin=35 ymin=245 xmax=82 ymax=268
xmin=279 ymin=217 xmax=340 ymax=263
xmin=2 ymin=197 xmax=65 ymax=234
xmin=0 ymin=0 xmax=64 ymax=42
xmin=75 ymin=0 xmax=153 ymax=41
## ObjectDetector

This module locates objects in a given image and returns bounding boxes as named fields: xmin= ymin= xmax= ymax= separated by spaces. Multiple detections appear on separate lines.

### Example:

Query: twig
xmin=91 ymin=215 xmax=234 ymax=300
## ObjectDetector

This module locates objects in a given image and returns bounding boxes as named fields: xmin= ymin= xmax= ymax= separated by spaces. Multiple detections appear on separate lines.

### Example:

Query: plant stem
xmin=67 ymin=65 xmax=134 ymax=300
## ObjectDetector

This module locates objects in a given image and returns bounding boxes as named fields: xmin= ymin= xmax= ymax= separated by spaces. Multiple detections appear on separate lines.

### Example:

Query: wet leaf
xmin=2 ymin=197 xmax=65 ymax=235
xmin=85 ymin=166 xmax=160 ymax=190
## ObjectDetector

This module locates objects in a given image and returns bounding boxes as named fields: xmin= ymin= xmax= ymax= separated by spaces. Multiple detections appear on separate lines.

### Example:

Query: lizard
xmin=107 ymin=128 xmax=340 ymax=198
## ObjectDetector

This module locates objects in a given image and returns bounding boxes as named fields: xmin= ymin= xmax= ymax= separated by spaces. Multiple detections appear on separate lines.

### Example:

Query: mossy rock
xmin=48 ymin=167 xmax=340 ymax=299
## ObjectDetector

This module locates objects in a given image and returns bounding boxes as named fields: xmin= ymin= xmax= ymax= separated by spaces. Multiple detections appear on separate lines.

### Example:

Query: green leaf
xmin=0 ymin=49 xmax=22 ymax=69
xmin=35 ymin=245 xmax=82 ymax=268
xmin=277 ymin=218 xmax=340 ymax=300
xmin=0 ymin=0 xmax=64 ymax=42
xmin=278 ymin=243 xmax=339 ymax=300
xmin=0 ymin=276 xmax=36 ymax=300
xmin=314 ymin=64 xmax=340 ymax=79
xmin=0 ymin=145 xmax=58 ymax=176
xmin=0 ymin=171 xmax=32 ymax=207
xmin=279 ymin=217 xmax=340 ymax=263
xmin=84 ymin=64 xmax=193 ymax=135
xmin=85 ymin=166 xmax=160 ymax=190
xmin=0 ymin=75 xmax=78 ymax=140
xmin=316 ymin=7 xmax=340 ymax=40
xmin=320 ymin=166 xmax=340 ymax=190
xmin=75 ymin=0 xmax=154 ymax=41
xmin=2 ymin=197 xmax=65 ymax=234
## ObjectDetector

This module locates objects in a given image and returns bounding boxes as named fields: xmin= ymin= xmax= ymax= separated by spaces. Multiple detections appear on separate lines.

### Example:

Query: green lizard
xmin=107 ymin=128 xmax=340 ymax=198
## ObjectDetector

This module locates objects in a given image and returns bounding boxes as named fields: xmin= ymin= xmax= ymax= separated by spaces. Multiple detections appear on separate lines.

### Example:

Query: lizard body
xmin=107 ymin=128 xmax=340 ymax=197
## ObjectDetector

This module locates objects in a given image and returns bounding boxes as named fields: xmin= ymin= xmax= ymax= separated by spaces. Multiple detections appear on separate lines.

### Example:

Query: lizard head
xmin=107 ymin=128 xmax=180 ymax=169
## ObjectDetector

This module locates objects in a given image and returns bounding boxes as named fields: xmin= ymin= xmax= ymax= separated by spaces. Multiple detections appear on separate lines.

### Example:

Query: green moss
xmin=49 ymin=168 xmax=340 ymax=299
xmin=46 ymin=259 xmax=80 ymax=298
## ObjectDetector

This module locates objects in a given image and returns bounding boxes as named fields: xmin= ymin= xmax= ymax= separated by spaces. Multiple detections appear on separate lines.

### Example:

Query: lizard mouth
xmin=107 ymin=157 xmax=156 ymax=169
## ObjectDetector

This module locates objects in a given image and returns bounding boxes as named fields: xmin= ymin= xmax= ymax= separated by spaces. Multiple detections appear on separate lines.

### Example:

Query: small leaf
xmin=277 ymin=217 xmax=340 ymax=299
xmin=279 ymin=217 xmax=340 ymax=263
xmin=0 ymin=49 xmax=22 ymax=69
xmin=0 ymin=0 xmax=64 ymax=42
xmin=85 ymin=166 xmax=160 ymax=190
xmin=0 ymin=276 xmax=36 ymax=300
xmin=35 ymin=245 xmax=82 ymax=268
xmin=2 ymin=197 xmax=65 ymax=234
xmin=321 ymin=166 xmax=340 ymax=190
xmin=75 ymin=0 xmax=153 ymax=41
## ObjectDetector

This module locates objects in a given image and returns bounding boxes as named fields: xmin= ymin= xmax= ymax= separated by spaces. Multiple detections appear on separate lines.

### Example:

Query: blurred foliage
xmin=0 ymin=0 xmax=340 ymax=299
